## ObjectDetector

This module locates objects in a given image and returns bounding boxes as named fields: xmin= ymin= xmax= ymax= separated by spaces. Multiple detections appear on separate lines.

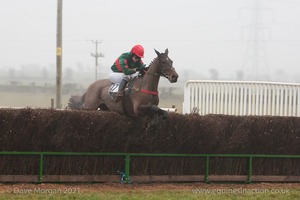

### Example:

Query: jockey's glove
xmin=136 ymin=64 xmax=146 ymax=71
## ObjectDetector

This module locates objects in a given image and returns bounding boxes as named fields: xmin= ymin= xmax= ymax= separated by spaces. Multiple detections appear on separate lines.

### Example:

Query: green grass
xmin=0 ymin=91 xmax=183 ymax=112
xmin=1 ymin=188 xmax=299 ymax=200
xmin=0 ymin=92 xmax=70 ymax=108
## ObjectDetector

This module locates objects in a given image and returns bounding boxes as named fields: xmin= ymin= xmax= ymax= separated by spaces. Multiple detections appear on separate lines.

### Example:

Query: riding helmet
xmin=131 ymin=45 xmax=144 ymax=58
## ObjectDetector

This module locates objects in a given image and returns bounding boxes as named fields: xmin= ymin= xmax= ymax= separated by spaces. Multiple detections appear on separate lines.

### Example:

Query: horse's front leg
xmin=138 ymin=104 xmax=167 ymax=133
xmin=150 ymin=105 xmax=168 ymax=119
xmin=138 ymin=104 xmax=168 ymax=119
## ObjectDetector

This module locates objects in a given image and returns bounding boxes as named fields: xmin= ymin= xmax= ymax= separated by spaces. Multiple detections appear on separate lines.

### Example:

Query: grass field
xmin=0 ymin=183 xmax=299 ymax=200
xmin=0 ymin=92 xmax=70 ymax=108
xmin=0 ymin=91 xmax=183 ymax=112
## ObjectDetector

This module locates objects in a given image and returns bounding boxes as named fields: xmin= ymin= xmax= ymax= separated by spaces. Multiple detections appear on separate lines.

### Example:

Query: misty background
xmin=1 ymin=0 xmax=300 ymax=108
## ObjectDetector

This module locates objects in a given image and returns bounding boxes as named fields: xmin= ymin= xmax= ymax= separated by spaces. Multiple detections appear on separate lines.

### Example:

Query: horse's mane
xmin=138 ymin=57 xmax=158 ymax=77
xmin=147 ymin=57 xmax=157 ymax=68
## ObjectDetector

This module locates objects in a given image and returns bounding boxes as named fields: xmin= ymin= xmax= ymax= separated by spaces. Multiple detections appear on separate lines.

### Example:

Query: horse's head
xmin=154 ymin=49 xmax=178 ymax=83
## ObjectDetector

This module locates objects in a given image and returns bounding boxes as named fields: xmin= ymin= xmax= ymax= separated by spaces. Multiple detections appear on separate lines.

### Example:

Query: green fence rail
xmin=0 ymin=151 xmax=300 ymax=183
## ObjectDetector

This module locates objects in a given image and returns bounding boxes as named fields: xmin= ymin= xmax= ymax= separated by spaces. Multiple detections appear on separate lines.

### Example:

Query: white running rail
xmin=183 ymin=80 xmax=300 ymax=116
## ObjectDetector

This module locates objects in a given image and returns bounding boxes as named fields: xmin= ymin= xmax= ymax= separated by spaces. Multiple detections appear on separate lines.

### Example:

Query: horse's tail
xmin=68 ymin=93 xmax=86 ymax=110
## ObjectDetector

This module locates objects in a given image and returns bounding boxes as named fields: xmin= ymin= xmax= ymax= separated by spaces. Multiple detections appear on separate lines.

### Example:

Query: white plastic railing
xmin=183 ymin=80 xmax=300 ymax=116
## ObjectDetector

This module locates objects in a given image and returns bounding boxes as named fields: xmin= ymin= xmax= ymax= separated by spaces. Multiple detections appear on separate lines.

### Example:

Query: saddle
xmin=108 ymin=76 xmax=139 ymax=101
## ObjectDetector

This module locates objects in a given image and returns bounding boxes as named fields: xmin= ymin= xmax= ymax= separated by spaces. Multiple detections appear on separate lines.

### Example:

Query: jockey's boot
xmin=115 ymin=79 xmax=128 ymax=102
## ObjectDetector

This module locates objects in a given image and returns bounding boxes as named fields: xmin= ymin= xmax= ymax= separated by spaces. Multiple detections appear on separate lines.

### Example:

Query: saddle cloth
xmin=108 ymin=83 xmax=119 ymax=100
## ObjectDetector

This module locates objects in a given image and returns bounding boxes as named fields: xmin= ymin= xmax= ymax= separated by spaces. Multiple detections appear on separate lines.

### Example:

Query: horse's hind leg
xmin=82 ymin=92 xmax=103 ymax=110
xmin=98 ymin=103 xmax=109 ymax=111
xmin=68 ymin=95 xmax=83 ymax=110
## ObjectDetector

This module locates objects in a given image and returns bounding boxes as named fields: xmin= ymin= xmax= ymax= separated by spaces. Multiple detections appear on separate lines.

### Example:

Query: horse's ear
xmin=165 ymin=48 xmax=169 ymax=55
xmin=154 ymin=49 xmax=160 ymax=56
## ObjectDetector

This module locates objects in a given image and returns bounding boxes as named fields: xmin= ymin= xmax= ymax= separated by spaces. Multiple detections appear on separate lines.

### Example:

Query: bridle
xmin=138 ymin=55 xmax=175 ymax=96
xmin=146 ymin=56 xmax=175 ymax=81
xmin=160 ymin=65 xmax=175 ymax=80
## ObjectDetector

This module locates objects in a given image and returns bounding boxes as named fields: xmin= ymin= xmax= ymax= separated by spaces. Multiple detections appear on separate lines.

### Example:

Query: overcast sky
xmin=1 ymin=0 xmax=300 ymax=82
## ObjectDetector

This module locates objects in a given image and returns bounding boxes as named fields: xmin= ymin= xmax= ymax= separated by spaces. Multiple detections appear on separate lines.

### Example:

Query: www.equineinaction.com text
xmin=192 ymin=188 xmax=290 ymax=195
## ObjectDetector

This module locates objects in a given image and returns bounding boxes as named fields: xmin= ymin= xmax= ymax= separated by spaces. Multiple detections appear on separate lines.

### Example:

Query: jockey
xmin=109 ymin=44 xmax=146 ymax=98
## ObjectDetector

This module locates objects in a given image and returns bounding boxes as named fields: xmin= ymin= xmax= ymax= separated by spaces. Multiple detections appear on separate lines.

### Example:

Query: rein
xmin=145 ymin=61 xmax=173 ymax=79
xmin=146 ymin=72 xmax=160 ymax=77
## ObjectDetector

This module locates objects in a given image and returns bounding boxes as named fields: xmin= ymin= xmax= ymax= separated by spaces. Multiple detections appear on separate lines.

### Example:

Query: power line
xmin=89 ymin=40 xmax=104 ymax=81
